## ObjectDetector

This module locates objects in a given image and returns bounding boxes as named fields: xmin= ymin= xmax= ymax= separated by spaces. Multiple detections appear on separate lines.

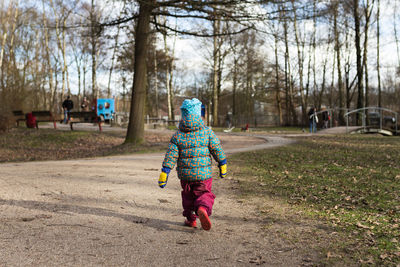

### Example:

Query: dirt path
xmin=0 ymin=133 xmax=327 ymax=266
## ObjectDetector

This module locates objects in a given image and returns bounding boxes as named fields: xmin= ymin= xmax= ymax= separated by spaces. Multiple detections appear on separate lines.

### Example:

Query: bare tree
xmin=161 ymin=15 xmax=177 ymax=123
xmin=333 ymin=1 xmax=344 ymax=122
xmin=353 ymin=0 xmax=364 ymax=124
xmin=49 ymin=0 xmax=73 ymax=99
xmin=118 ymin=0 xmax=261 ymax=143
xmin=212 ymin=16 xmax=220 ymax=126
xmin=272 ymin=21 xmax=282 ymax=125
xmin=125 ymin=0 xmax=154 ymax=144
xmin=376 ymin=0 xmax=381 ymax=107
xmin=362 ymin=0 xmax=373 ymax=109
xmin=291 ymin=0 xmax=307 ymax=124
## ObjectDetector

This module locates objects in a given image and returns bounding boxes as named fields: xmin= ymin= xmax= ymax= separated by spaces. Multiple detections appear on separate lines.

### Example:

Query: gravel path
xmin=0 ymin=133 xmax=326 ymax=266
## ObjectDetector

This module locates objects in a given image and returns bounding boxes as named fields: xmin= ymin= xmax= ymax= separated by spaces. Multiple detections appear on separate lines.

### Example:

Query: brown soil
xmin=0 ymin=130 xmax=338 ymax=266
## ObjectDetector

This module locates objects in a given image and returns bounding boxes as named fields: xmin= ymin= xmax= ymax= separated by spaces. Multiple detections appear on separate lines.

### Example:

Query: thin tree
xmin=376 ymin=0 xmax=381 ymax=107
xmin=272 ymin=22 xmax=282 ymax=125
xmin=362 ymin=0 xmax=373 ymax=110
xmin=333 ymin=1 xmax=344 ymax=123
xmin=161 ymin=15 xmax=177 ymax=123
xmin=353 ymin=0 xmax=364 ymax=124
xmin=291 ymin=0 xmax=307 ymax=124
xmin=212 ymin=16 xmax=220 ymax=126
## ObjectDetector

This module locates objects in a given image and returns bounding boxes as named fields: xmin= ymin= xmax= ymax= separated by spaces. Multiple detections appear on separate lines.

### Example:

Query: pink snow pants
xmin=180 ymin=178 xmax=215 ymax=222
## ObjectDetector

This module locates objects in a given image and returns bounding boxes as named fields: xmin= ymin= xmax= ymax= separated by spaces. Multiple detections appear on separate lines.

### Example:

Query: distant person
xmin=158 ymin=98 xmax=227 ymax=231
xmin=62 ymin=95 xmax=73 ymax=124
xmin=225 ymin=112 xmax=232 ymax=128
xmin=308 ymin=107 xmax=317 ymax=133
xmin=81 ymin=96 xmax=90 ymax=112
xmin=25 ymin=112 xmax=37 ymax=128
xmin=322 ymin=109 xmax=330 ymax=129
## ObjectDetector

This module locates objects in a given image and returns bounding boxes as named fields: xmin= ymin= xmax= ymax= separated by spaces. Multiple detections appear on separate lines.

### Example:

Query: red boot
xmin=197 ymin=207 xmax=211 ymax=231
xmin=184 ymin=219 xmax=197 ymax=228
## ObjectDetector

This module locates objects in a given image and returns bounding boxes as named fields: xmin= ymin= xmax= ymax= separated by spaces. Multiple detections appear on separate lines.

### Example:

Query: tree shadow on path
xmin=0 ymin=198 xmax=196 ymax=233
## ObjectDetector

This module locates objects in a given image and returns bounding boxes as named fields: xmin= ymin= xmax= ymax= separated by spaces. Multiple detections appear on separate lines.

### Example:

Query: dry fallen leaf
xmin=356 ymin=222 xmax=372 ymax=229
xmin=380 ymin=253 xmax=388 ymax=260
xmin=359 ymin=257 xmax=374 ymax=264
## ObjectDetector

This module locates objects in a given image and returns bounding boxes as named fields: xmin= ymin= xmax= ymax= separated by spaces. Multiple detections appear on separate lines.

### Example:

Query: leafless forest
xmin=1 ymin=0 xmax=400 ymax=142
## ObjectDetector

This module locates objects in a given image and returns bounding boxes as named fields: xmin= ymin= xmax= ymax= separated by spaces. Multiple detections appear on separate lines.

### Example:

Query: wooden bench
xmin=12 ymin=110 xmax=26 ymax=127
xmin=32 ymin=111 xmax=57 ymax=129
xmin=69 ymin=111 xmax=102 ymax=131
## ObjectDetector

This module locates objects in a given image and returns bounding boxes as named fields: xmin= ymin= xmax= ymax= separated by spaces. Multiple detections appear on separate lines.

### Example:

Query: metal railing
xmin=344 ymin=107 xmax=398 ymax=135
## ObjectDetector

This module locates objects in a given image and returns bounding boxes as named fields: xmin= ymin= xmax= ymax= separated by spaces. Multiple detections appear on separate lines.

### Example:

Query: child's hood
xmin=179 ymin=114 xmax=204 ymax=132
xmin=179 ymin=98 xmax=204 ymax=132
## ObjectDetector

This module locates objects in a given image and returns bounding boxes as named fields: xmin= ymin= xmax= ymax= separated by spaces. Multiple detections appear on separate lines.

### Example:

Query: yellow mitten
xmin=158 ymin=167 xmax=171 ymax=188
xmin=219 ymin=159 xmax=227 ymax=178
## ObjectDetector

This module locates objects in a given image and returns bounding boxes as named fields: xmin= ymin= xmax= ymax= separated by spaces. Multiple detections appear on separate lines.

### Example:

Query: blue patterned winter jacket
xmin=162 ymin=114 xmax=226 ymax=182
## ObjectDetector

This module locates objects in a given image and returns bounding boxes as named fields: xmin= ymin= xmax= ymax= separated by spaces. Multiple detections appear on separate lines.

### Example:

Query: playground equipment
xmin=95 ymin=98 xmax=115 ymax=122
xmin=345 ymin=107 xmax=398 ymax=136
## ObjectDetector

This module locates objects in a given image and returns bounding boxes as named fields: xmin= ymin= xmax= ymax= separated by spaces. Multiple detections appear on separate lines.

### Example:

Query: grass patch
xmin=230 ymin=134 xmax=400 ymax=265
xmin=0 ymin=128 xmax=171 ymax=162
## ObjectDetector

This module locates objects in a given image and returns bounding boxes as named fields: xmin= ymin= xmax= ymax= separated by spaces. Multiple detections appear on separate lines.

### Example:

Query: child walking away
xmin=158 ymin=98 xmax=227 ymax=231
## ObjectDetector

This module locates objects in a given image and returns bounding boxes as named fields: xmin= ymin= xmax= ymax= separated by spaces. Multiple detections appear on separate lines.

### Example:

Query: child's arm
xmin=158 ymin=135 xmax=179 ymax=188
xmin=208 ymin=130 xmax=227 ymax=178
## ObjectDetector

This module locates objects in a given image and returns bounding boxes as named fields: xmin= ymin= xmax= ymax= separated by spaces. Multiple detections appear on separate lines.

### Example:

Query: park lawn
xmin=0 ymin=128 xmax=170 ymax=162
xmin=230 ymin=134 xmax=400 ymax=265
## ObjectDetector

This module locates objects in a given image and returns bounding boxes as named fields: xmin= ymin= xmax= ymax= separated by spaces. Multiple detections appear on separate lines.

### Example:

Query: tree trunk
xmin=344 ymin=17 xmax=355 ymax=110
xmin=318 ymin=50 xmax=328 ymax=109
xmin=329 ymin=52 xmax=335 ymax=109
xmin=394 ymin=2 xmax=400 ymax=72
xmin=50 ymin=0 xmax=67 ymax=100
xmin=163 ymin=29 xmax=174 ymax=122
xmin=362 ymin=0 xmax=372 ymax=110
xmin=354 ymin=0 xmax=364 ymax=125
xmin=212 ymin=17 xmax=220 ymax=126
xmin=377 ymin=0 xmax=382 ymax=107
xmin=153 ymin=47 xmax=159 ymax=117
xmin=334 ymin=2 xmax=344 ymax=123
xmin=274 ymin=31 xmax=282 ymax=125
xmin=232 ymin=56 xmax=237 ymax=124
xmin=63 ymin=19 xmax=70 ymax=96
xmin=312 ymin=0 xmax=317 ymax=109
xmin=282 ymin=6 xmax=295 ymax=125
xmin=91 ymin=0 xmax=98 ymax=99
xmin=291 ymin=0 xmax=306 ymax=124
xmin=0 ymin=33 xmax=7 ymax=71
xmin=305 ymin=40 xmax=312 ymax=108
xmin=0 ymin=3 xmax=12 ymax=93
xmin=125 ymin=0 xmax=154 ymax=144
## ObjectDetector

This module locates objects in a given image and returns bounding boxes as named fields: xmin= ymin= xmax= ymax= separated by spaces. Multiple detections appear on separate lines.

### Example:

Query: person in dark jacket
xmin=322 ymin=108 xmax=330 ymax=129
xmin=62 ymin=95 xmax=74 ymax=123
xmin=308 ymin=107 xmax=317 ymax=133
